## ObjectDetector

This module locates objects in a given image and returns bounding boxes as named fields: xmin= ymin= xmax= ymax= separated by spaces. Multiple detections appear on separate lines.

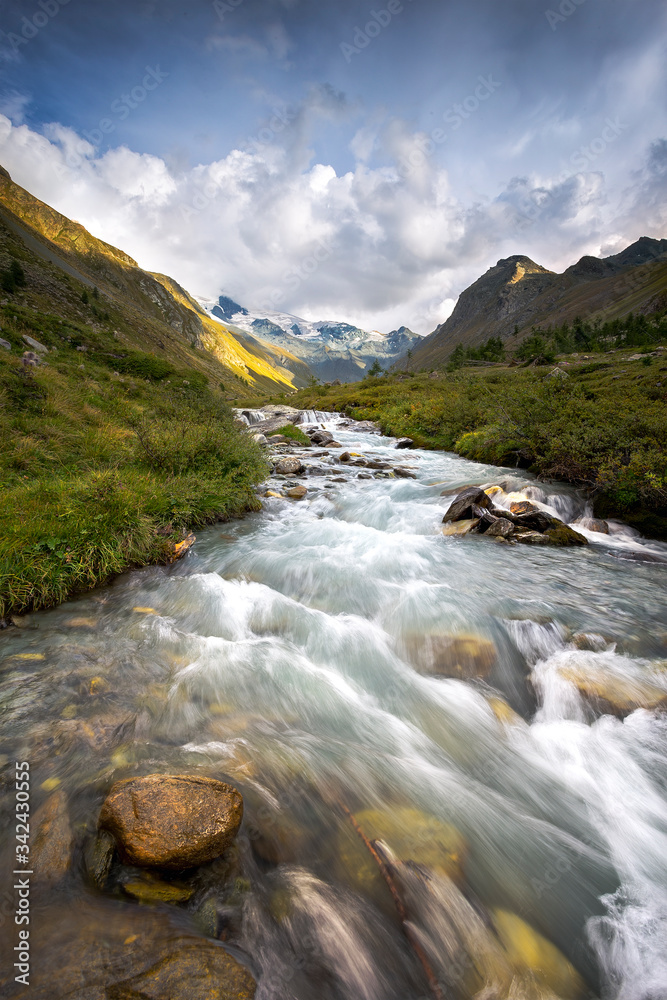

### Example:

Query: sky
xmin=0 ymin=0 xmax=665 ymax=334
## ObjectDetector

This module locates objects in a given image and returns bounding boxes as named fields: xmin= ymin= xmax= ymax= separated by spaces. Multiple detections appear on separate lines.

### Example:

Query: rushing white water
xmin=1 ymin=416 xmax=666 ymax=1000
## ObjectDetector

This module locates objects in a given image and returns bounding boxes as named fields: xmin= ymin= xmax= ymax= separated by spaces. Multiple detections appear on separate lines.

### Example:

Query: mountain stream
xmin=1 ymin=413 xmax=666 ymax=1000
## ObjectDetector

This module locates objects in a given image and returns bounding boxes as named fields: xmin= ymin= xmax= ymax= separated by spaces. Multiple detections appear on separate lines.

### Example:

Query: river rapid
xmin=1 ymin=413 xmax=666 ymax=1000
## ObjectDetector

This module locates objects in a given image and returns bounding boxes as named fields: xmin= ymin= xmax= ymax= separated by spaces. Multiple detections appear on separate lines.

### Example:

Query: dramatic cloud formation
xmin=0 ymin=0 xmax=665 ymax=332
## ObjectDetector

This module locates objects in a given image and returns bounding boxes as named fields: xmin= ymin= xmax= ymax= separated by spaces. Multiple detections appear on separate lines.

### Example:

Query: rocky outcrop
xmin=99 ymin=774 xmax=243 ymax=869
xmin=442 ymin=487 xmax=491 ymax=523
xmin=441 ymin=486 xmax=588 ymax=547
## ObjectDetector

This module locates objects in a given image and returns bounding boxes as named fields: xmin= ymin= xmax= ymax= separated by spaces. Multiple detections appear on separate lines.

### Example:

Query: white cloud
xmin=0 ymin=108 xmax=664 ymax=335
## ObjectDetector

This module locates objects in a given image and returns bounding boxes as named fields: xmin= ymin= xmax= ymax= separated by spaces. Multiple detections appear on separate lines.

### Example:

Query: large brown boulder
xmin=99 ymin=774 xmax=243 ymax=869
xmin=442 ymin=487 xmax=491 ymax=524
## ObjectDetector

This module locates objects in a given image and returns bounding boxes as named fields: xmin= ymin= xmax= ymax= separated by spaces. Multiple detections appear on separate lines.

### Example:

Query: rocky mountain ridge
xmin=408 ymin=237 xmax=667 ymax=368
xmin=0 ymin=167 xmax=311 ymax=392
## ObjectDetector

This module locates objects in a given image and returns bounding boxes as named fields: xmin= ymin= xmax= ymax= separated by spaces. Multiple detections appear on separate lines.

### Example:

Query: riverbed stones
xmin=121 ymin=871 xmax=195 ymax=905
xmin=99 ymin=774 xmax=243 ymax=869
xmin=284 ymin=484 xmax=307 ymax=500
xmin=309 ymin=429 xmax=334 ymax=445
xmin=0 ymin=898 xmax=257 ymax=1000
xmin=31 ymin=790 xmax=74 ymax=884
xmin=393 ymin=467 xmax=417 ymax=478
xmin=558 ymin=663 xmax=667 ymax=717
xmin=442 ymin=487 xmax=491 ymax=523
xmin=403 ymin=632 xmax=497 ymax=680
xmin=274 ymin=456 xmax=304 ymax=475
xmin=485 ymin=517 xmax=514 ymax=538
xmin=514 ymin=530 xmax=551 ymax=545
xmin=395 ymin=437 xmax=414 ymax=448
xmin=509 ymin=500 xmax=540 ymax=516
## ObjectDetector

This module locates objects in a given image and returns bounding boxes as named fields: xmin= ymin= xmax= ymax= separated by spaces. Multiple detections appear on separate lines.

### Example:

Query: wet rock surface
xmin=31 ymin=789 xmax=74 ymax=884
xmin=0 ymin=898 xmax=256 ymax=1000
xmin=99 ymin=774 xmax=244 ymax=869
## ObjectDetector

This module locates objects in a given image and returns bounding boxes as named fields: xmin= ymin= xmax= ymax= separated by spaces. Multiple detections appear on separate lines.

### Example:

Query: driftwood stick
xmin=338 ymin=801 xmax=446 ymax=1000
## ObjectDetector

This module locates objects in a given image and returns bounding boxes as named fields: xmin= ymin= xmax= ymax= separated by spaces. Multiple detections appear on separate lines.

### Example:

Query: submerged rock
xmin=31 ymin=790 xmax=74 ymax=884
xmin=393 ymin=467 xmax=417 ymax=478
xmin=121 ymin=871 xmax=195 ymax=905
xmin=558 ymin=663 xmax=667 ymax=717
xmin=402 ymin=632 xmax=497 ymax=680
xmin=0 ymin=897 xmax=256 ymax=1000
xmin=85 ymin=829 xmax=116 ymax=889
xmin=99 ymin=774 xmax=243 ymax=869
xmin=336 ymin=806 xmax=467 ymax=901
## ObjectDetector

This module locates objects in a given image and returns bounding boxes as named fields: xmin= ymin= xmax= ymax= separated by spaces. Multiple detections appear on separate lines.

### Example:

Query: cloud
xmin=0 ymin=104 xmax=664 ymax=335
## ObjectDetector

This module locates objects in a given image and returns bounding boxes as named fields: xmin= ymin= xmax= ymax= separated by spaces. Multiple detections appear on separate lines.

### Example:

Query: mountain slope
xmin=409 ymin=238 xmax=667 ymax=368
xmin=0 ymin=168 xmax=308 ymax=392
xmin=203 ymin=294 xmax=422 ymax=381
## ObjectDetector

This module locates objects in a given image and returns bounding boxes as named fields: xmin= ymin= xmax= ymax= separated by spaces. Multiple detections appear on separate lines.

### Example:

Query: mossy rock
xmin=544 ymin=523 xmax=588 ymax=546
xmin=336 ymin=806 xmax=467 ymax=900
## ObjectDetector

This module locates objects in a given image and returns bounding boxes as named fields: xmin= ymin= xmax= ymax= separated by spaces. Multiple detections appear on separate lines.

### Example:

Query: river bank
xmin=0 ymin=316 xmax=268 ymax=622
xmin=1 ymin=411 xmax=666 ymax=998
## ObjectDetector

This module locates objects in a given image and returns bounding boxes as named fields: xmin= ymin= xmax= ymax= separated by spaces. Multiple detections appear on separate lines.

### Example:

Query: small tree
xmin=367 ymin=359 xmax=384 ymax=377
xmin=81 ymin=290 xmax=89 ymax=305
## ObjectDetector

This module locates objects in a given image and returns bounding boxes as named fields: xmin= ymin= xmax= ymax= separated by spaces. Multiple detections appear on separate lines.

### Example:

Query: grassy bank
xmin=0 ymin=304 xmax=268 ymax=619
xmin=258 ymin=346 xmax=667 ymax=538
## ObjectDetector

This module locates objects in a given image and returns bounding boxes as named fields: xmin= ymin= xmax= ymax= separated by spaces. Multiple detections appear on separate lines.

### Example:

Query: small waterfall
xmin=233 ymin=408 xmax=269 ymax=426
xmin=296 ymin=409 xmax=343 ymax=425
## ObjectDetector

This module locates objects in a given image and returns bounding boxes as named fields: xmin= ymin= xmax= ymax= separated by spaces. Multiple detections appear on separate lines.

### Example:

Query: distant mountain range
xmin=203 ymin=294 xmax=422 ymax=382
xmin=407 ymin=237 xmax=667 ymax=369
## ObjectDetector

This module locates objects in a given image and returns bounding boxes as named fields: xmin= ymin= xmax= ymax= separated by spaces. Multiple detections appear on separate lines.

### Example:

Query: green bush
xmin=111 ymin=351 xmax=175 ymax=380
